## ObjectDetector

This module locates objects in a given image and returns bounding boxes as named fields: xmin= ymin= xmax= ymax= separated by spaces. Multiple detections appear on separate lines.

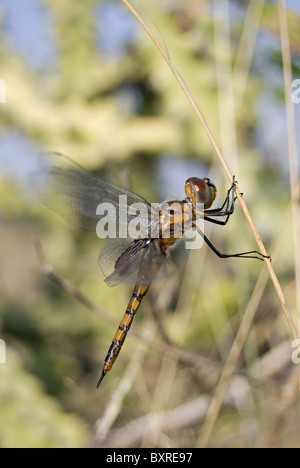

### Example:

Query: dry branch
xmin=120 ymin=0 xmax=300 ymax=448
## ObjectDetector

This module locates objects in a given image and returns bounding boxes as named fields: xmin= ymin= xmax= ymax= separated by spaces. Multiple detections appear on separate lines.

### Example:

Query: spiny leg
xmin=204 ymin=177 xmax=238 ymax=225
xmin=195 ymin=225 xmax=270 ymax=261
xmin=204 ymin=215 xmax=233 ymax=226
xmin=206 ymin=176 xmax=236 ymax=213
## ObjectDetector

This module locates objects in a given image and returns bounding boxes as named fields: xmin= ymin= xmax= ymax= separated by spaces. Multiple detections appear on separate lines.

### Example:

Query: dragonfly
xmin=33 ymin=153 xmax=268 ymax=387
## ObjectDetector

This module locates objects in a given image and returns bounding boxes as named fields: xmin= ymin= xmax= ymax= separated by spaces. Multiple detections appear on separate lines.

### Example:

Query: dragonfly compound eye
xmin=185 ymin=177 xmax=216 ymax=209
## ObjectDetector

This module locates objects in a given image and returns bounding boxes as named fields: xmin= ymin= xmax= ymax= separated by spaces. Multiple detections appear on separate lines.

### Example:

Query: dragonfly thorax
xmin=158 ymin=200 xmax=193 ymax=241
xmin=185 ymin=177 xmax=216 ymax=209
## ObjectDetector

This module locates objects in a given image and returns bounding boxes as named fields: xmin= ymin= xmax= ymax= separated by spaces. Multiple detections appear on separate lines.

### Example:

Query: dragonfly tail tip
xmin=96 ymin=369 xmax=106 ymax=388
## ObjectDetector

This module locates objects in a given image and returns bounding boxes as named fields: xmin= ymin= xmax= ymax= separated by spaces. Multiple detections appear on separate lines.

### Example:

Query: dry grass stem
xmin=258 ymin=366 xmax=300 ymax=448
xmin=121 ymin=0 xmax=298 ymax=342
xmin=278 ymin=0 xmax=300 ymax=330
xmin=93 ymin=325 xmax=152 ymax=446
xmin=96 ymin=393 xmax=235 ymax=448
xmin=121 ymin=0 xmax=299 ymax=447
xmin=197 ymin=181 xmax=300 ymax=447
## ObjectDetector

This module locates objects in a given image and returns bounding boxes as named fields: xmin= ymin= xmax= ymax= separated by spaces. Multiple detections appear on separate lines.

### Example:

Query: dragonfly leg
xmin=195 ymin=226 xmax=270 ymax=261
xmin=204 ymin=215 xmax=232 ymax=226
xmin=204 ymin=177 xmax=237 ymax=225
xmin=215 ymin=177 xmax=236 ymax=212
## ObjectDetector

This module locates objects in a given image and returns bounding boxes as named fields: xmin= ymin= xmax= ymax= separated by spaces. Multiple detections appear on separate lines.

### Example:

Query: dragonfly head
xmin=185 ymin=177 xmax=217 ymax=209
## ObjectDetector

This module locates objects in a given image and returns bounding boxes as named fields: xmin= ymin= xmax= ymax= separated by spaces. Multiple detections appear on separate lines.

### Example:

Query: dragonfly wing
xmin=99 ymin=238 xmax=150 ymax=287
xmin=135 ymin=240 xmax=176 ymax=285
xmin=100 ymin=239 xmax=176 ymax=287
xmin=31 ymin=152 xmax=153 ymax=233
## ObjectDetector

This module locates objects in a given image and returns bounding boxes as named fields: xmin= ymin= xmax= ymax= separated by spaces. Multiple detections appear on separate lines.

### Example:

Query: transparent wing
xmin=32 ymin=153 xmax=172 ymax=286
xmin=98 ymin=237 xmax=141 ymax=282
xmin=100 ymin=239 xmax=176 ymax=287
xmin=99 ymin=238 xmax=149 ymax=287
xmin=31 ymin=152 xmax=153 ymax=233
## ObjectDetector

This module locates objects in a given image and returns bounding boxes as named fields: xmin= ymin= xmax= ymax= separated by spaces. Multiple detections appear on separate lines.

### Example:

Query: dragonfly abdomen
xmin=97 ymin=283 xmax=149 ymax=387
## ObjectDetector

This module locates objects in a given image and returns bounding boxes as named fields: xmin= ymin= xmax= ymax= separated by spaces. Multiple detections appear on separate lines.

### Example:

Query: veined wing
xmin=99 ymin=238 xmax=176 ymax=287
xmin=31 ymin=152 xmax=154 ymax=234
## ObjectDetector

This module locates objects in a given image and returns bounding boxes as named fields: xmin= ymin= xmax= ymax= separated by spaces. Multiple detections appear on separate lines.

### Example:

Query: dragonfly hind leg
xmin=195 ymin=226 xmax=270 ymax=261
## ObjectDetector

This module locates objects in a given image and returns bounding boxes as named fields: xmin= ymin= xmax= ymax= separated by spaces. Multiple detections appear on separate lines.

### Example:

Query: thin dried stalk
xmin=120 ymin=0 xmax=298 ymax=341
xmin=258 ymin=366 xmax=300 ymax=448
xmin=197 ymin=183 xmax=300 ymax=447
xmin=120 ymin=1 xmax=299 ymax=447
xmin=34 ymin=237 xmax=281 ymax=393
xmin=93 ymin=324 xmax=153 ymax=446
xmin=278 ymin=0 xmax=300 ymax=330
xmin=233 ymin=0 xmax=265 ymax=108
xmin=96 ymin=393 xmax=235 ymax=448
xmin=34 ymin=238 xmax=115 ymax=326
xmin=32 ymin=239 xmax=227 ymax=374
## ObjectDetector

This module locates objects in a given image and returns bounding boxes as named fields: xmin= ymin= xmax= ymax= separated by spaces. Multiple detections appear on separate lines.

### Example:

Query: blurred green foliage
xmin=0 ymin=0 xmax=299 ymax=448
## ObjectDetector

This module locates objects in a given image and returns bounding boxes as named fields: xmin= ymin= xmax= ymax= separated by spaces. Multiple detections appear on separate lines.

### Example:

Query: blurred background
xmin=0 ymin=0 xmax=300 ymax=448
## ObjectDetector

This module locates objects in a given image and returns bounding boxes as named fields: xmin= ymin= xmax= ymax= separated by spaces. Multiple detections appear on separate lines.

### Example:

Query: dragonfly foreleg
xmin=204 ymin=177 xmax=237 ymax=225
